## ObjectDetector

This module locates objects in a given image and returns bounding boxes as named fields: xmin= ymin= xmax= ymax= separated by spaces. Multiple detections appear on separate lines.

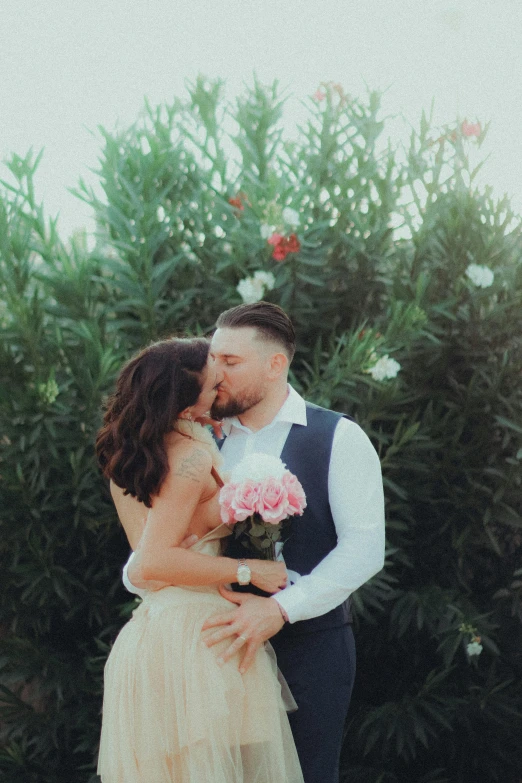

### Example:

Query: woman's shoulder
xmin=165 ymin=431 xmax=214 ymax=473
xmin=166 ymin=424 xmax=220 ymax=462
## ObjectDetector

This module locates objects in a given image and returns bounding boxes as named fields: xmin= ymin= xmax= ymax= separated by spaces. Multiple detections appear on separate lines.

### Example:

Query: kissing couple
xmin=96 ymin=301 xmax=385 ymax=783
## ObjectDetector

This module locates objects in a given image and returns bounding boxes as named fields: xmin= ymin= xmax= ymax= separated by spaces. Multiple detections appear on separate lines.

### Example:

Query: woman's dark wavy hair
xmin=96 ymin=337 xmax=209 ymax=508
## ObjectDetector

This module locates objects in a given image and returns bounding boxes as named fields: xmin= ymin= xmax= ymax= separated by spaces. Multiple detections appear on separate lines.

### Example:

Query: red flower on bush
xmin=286 ymin=234 xmax=300 ymax=253
xmin=228 ymin=191 xmax=249 ymax=212
xmin=267 ymin=232 xmax=301 ymax=262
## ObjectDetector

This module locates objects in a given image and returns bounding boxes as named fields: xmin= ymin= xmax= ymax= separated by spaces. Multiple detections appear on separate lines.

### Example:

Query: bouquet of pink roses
xmin=219 ymin=454 xmax=307 ymax=560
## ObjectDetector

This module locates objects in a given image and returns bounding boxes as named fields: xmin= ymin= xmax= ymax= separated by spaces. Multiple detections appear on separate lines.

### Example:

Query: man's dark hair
xmin=215 ymin=301 xmax=296 ymax=362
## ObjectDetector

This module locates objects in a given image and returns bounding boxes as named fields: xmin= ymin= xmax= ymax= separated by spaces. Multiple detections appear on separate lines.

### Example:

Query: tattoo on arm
xmin=173 ymin=449 xmax=208 ymax=483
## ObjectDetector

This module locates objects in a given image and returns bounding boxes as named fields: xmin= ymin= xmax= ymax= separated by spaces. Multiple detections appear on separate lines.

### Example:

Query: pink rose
xmin=282 ymin=472 xmax=307 ymax=516
xmin=257 ymin=477 xmax=289 ymax=524
xmin=230 ymin=480 xmax=261 ymax=522
xmin=267 ymin=233 xmax=284 ymax=246
xmin=219 ymin=482 xmax=239 ymax=525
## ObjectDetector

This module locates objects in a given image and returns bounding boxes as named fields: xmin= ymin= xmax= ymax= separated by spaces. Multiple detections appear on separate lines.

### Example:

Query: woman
xmin=95 ymin=336 xmax=303 ymax=783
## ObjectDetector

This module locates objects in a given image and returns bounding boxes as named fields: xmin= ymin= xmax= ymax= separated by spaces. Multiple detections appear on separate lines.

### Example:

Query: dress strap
xmin=211 ymin=465 xmax=225 ymax=488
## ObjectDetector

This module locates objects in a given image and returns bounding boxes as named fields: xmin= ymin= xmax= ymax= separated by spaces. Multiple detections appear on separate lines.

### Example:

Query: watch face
xmin=237 ymin=565 xmax=251 ymax=585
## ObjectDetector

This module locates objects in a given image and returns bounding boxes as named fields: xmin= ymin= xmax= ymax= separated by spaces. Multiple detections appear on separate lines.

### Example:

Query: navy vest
xmin=221 ymin=401 xmax=353 ymax=637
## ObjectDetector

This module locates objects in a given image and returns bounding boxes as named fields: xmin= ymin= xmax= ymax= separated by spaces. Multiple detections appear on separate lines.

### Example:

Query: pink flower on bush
xmin=313 ymin=89 xmax=326 ymax=102
xmin=282 ymin=472 xmax=307 ymax=516
xmin=461 ymin=120 xmax=481 ymax=138
xmin=267 ymin=232 xmax=284 ymax=246
xmin=257 ymin=476 xmax=290 ymax=524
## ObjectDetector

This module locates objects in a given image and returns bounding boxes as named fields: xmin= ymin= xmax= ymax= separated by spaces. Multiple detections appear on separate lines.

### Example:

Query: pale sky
xmin=2 ymin=0 xmax=521 ymax=239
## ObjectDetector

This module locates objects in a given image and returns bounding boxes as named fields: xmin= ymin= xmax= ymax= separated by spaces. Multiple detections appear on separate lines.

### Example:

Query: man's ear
xmin=268 ymin=352 xmax=289 ymax=379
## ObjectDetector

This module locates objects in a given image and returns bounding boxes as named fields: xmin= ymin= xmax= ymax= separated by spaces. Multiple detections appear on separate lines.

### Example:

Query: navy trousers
xmin=271 ymin=624 xmax=356 ymax=783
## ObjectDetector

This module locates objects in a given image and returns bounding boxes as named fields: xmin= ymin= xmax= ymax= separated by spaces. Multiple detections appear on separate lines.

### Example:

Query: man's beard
xmin=210 ymin=387 xmax=265 ymax=419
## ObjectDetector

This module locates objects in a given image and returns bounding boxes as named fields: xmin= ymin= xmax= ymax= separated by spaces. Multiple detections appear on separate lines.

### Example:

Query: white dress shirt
xmin=123 ymin=385 xmax=385 ymax=624
xmin=219 ymin=385 xmax=385 ymax=623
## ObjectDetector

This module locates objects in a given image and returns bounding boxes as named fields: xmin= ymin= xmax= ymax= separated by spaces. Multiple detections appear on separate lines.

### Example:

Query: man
xmin=201 ymin=301 xmax=385 ymax=783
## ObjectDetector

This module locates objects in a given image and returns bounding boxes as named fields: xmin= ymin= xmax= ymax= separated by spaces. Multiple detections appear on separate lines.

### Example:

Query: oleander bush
xmin=0 ymin=78 xmax=521 ymax=782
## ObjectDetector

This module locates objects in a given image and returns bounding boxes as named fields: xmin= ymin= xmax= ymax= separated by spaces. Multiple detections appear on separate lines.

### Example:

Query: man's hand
xmin=202 ymin=587 xmax=285 ymax=673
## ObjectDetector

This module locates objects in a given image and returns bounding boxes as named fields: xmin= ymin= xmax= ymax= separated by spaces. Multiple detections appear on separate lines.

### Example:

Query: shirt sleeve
xmin=122 ymin=551 xmax=148 ymax=598
xmin=273 ymin=418 xmax=386 ymax=623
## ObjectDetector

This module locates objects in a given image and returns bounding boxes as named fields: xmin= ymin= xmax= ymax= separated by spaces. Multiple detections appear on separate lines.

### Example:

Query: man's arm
xmin=273 ymin=418 xmax=385 ymax=622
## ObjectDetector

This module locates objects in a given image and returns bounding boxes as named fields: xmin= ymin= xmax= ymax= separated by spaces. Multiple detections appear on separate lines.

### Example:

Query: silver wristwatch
xmin=236 ymin=559 xmax=251 ymax=586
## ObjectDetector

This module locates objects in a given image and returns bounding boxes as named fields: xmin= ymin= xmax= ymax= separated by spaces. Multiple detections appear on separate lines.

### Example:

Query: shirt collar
xmin=221 ymin=385 xmax=307 ymax=436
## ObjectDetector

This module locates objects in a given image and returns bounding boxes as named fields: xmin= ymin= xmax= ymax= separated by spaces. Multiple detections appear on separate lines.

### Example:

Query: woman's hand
xmin=247 ymin=559 xmax=288 ymax=594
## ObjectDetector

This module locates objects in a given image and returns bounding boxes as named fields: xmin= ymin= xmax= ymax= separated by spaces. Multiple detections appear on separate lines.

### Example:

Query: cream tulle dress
xmin=97 ymin=524 xmax=304 ymax=783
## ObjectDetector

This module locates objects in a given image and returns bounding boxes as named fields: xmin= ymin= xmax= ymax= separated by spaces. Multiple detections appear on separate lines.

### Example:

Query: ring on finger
xmin=238 ymin=634 xmax=248 ymax=642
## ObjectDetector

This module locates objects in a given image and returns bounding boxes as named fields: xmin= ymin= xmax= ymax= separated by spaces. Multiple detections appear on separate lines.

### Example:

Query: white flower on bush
xmin=237 ymin=277 xmax=264 ymax=304
xmin=366 ymin=355 xmax=401 ymax=381
xmin=260 ymin=223 xmax=274 ymax=239
xmin=253 ymin=270 xmax=275 ymax=290
xmin=465 ymin=263 xmax=494 ymax=288
xmin=282 ymin=207 xmax=300 ymax=228
xmin=156 ymin=205 xmax=166 ymax=223
xmin=140 ymin=136 xmax=151 ymax=155
xmin=466 ymin=640 xmax=483 ymax=657
xmin=236 ymin=270 xmax=275 ymax=304
xmin=231 ymin=454 xmax=287 ymax=483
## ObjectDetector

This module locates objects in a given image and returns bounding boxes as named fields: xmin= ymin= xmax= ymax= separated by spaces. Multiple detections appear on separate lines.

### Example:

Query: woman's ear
xmin=179 ymin=408 xmax=194 ymax=421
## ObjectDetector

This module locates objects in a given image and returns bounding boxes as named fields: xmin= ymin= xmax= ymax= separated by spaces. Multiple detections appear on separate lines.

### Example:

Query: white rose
xmin=253 ymin=270 xmax=275 ymax=291
xmin=231 ymin=454 xmax=287 ymax=483
xmin=367 ymin=355 xmax=401 ymax=381
xmin=282 ymin=207 xmax=300 ymax=227
xmin=236 ymin=277 xmax=265 ymax=304
xmin=465 ymin=264 xmax=494 ymax=288
xmin=156 ymin=206 xmax=166 ymax=223
xmin=466 ymin=641 xmax=483 ymax=657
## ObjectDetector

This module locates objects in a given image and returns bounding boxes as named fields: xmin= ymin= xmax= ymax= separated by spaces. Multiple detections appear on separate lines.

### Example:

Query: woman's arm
xmin=132 ymin=439 xmax=287 ymax=593
xmin=135 ymin=439 xmax=235 ymax=585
